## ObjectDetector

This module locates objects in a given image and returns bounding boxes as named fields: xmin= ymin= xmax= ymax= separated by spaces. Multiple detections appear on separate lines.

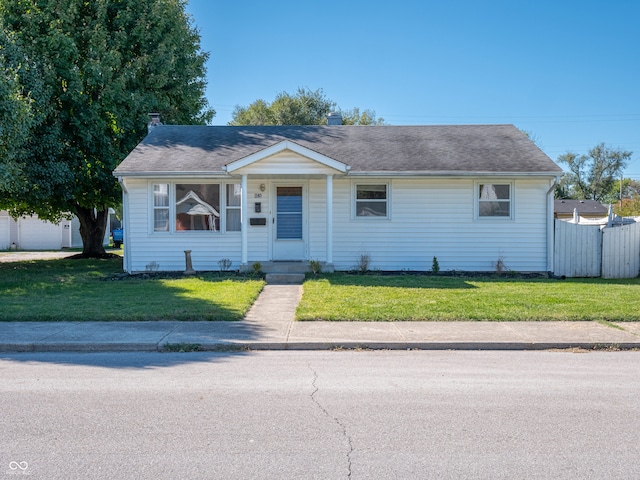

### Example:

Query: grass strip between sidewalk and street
xmin=296 ymin=273 xmax=640 ymax=322
xmin=0 ymin=257 xmax=264 ymax=321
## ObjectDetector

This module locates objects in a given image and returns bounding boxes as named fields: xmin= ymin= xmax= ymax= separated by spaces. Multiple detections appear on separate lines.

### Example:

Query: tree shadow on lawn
xmin=0 ymin=258 xmax=274 ymax=367
xmin=0 ymin=258 xmax=262 ymax=321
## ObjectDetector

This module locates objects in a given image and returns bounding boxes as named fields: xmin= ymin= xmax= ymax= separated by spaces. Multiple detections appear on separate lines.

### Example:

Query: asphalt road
xmin=1 ymin=351 xmax=639 ymax=479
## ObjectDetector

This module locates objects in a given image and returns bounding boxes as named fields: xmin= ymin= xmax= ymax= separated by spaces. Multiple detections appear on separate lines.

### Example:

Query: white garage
xmin=0 ymin=210 xmax=114 ymax=250
xmin=18 ymin=216 xmax=65 ymax=250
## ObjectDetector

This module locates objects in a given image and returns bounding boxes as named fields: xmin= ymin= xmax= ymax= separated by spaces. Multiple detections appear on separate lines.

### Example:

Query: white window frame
xmin=151 ymin=183 xmax=171 ymax=233
xmin=149 ymin=181 xmax=241 ymax=234
xmin=225 ymin=183 xmax=242 ymax=232
xmin=475 ymin=180 xmax=514 ymax=220
xmin=352 ymin=181 xmax=391 ymax=220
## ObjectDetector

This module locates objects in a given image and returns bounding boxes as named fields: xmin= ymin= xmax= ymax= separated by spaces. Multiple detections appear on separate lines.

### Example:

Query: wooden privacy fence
xmin=554 ymin=219 xmax=640 ymax=278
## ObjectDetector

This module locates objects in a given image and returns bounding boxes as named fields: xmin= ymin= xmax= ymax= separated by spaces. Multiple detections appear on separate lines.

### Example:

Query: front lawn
xmin=297 ymin=273 xmax=640 ymax=321
xmin=0 ymin=257 xmax=264 ymax=321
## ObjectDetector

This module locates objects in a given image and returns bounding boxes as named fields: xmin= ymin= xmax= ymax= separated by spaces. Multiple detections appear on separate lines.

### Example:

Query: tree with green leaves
xmin=230 ymin=87 xmax=385 ymax=126
xmin=615 ymin=178 xmax=640 ymax=216
xmin=0 ymin=24 xmax=36 ymax=185
xmin=0 ymin=0 xmax=213 ymax=257
xmin=340 ymin=107 xmax=385 ymax=126
xmin=556 ymin=143 xmax=632 ymax=203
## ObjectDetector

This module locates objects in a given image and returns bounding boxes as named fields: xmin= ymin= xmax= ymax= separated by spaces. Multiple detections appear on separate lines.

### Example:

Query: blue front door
xmin=273 ymin=185 xmax=305 ymax=260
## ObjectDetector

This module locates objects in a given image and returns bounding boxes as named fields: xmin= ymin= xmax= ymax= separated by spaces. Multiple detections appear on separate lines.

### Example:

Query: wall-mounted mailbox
xmin=254 ymin=202 xmax=261 ymax=213
xmin=249 ymin=217 xmax=267 ymax=226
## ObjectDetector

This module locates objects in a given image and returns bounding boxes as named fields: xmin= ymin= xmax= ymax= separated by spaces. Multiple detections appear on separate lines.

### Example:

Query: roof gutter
xmin=346 ymin=171 xmax=564 ymax=177
xmin=112 ymin=171 xmax=229 ymax=178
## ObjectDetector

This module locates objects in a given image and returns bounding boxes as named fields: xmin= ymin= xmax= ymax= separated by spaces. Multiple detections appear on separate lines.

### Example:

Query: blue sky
xmin=185 ymin=0 xmax=640 ymax=179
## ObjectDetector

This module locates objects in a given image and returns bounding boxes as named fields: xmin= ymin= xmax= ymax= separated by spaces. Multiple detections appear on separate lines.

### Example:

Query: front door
xmin=272 ymin=185 xmax=306 ymax=260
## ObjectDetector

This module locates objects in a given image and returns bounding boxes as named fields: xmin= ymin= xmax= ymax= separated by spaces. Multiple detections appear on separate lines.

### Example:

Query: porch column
xmin=241 ymin=174 xmax=248 ymax=265
xmin=326 ymin=174 xmax=333 ymax=264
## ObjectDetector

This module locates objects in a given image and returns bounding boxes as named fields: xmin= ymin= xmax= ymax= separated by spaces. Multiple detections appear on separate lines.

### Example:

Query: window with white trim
xmin=153 ymin=184 xmax=170 ymax=232
xmin=226 ymin=184 xmax=241 ymax=232
xmin=151 ymin=182 xmax=240 ymax=233
xmin=478 ymin=183 xmax=512 ymax=218
xmin=355 ymin=184 xmax=388 ymax=218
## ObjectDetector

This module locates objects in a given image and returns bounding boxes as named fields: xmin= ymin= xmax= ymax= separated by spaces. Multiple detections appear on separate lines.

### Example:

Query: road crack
xmin=308 ymin=363 xmax=353 ymax=479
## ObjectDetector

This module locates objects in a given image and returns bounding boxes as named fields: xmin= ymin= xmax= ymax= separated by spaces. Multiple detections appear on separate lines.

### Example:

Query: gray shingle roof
xmin=114 ymin=124 xmax=562 ymax=176
xmin=554 ymin=199 xmax=608 ymax=215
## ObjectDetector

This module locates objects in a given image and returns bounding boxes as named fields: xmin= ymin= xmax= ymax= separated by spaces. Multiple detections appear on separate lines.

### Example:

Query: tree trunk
xmin=75 ymin=206 xmax=109 ymax=258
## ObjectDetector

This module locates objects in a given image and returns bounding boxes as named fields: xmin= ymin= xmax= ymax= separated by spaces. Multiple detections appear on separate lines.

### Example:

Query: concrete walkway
xmin=1 ymin=284 xmax=639 ymax=353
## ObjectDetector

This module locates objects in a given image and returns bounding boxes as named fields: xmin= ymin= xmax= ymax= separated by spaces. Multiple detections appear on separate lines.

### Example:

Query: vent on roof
xmin=327 ymin=112 xmax=342 ymax=125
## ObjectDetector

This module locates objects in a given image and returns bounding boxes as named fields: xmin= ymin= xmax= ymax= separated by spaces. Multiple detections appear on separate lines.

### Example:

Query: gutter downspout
xmin=117 ymin=176 xmax=131 ymax=273
xmin=546 ymin=178 xmax=559 ymax=275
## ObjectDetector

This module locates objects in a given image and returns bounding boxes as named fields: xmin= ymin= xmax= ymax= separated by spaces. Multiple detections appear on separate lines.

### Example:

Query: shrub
xmin=218 ymin=258 xmax=232 ymax=273
xmin=309 ymin=259 xmax=321 ymax=275
xmin=357 ymin=254 xmax=371 ymax=274
xmin=252 ymin=262 xmax=262 ymax=275
xmin=432 ymin=256 xmax=440 ymax=275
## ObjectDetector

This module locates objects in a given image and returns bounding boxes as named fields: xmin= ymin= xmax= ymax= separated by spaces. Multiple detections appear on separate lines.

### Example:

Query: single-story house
xmin=0 ymin=211 xmax=117 ymax=250
xmin=113 ymin=122 xmax=563 ymax=274
xmin=554 ymin=199 xmax=608 ymax=221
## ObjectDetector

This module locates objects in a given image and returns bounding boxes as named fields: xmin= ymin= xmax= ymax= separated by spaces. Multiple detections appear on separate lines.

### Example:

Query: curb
xmin=2 ymin=341 xmax=639 ymax=353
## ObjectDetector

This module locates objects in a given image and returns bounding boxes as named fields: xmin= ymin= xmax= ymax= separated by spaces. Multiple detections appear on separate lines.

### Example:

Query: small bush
xmin=218 ymin=258 xmax=232 ymax=272
xmin=309 ymin=259 xmax=321 ymax=275
xmin=145 ymin=261 xmax=159 ymax=272
xmin=357 ymin=254 xmax=371 ymax=274
xmin=432 ymin=256 xmax=440 ymax=275
xmin=252 ymin=262 xmax=262 ymax=275
xmin=495 ymin=257 xmax=507 ymax=274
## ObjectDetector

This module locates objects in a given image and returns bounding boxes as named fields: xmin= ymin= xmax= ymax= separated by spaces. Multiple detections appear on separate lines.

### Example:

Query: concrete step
xmin=242 ymin=261 xmax=334 ymax=274
xmin=265 ymin=273 xmax=306 ymax=284
xmin=261 ymin=262 xmax=309 ymax=274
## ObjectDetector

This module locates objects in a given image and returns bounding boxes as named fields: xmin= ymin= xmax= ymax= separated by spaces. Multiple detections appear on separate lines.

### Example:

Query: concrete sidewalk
xmin=1 ymin=284 xmax=639 ymax=353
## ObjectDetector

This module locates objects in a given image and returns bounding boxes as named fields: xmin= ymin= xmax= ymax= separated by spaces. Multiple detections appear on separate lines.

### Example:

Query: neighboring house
xmin=554 ymin=199 xmax=608 ymax=221
xmin=113 ymin=122 xmax=562 ymax=273
xmin=0 ymin=211 xmax=116 ymax=250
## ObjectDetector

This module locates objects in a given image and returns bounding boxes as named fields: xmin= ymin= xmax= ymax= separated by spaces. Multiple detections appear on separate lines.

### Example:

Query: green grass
xmin=297 ymin=273 xmax=640 ymax=322
xmin=0 ymin=257 xmax=264 ymax=321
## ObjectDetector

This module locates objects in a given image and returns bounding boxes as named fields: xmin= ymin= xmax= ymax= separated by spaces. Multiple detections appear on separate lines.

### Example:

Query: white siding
xmin=329 ymin=177 xmax=550 ymax=272
xmin=125 ymin=178 xmax=245 ymax=272
xmin=0 ymin=214 xmax=10 ymax=249
xmin=234 ymin=151 xmax=340 ymax=176
xmin=71 ymin=217 xmax=83 ymax=248
xmin=247 ymin=180 xmax=270 ymax=261
xmin=123 ymin=176 xmax=552 ymax=273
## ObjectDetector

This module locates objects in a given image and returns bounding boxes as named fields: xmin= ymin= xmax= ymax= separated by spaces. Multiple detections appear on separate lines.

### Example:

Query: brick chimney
xmin=327 ymin=112 xmax=342 ymax=125
xmin=148 ymin=113 xmax=162 ymax=133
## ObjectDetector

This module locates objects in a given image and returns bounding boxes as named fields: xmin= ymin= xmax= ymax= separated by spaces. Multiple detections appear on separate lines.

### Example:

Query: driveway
xmin=0 ymin=251 xmax=80 ymax=262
